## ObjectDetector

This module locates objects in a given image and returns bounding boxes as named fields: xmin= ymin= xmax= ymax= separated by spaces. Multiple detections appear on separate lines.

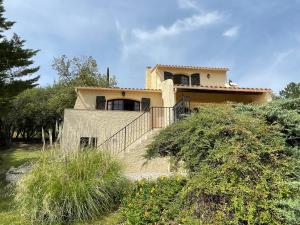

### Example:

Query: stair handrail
xmin=98 ymin=97 xmax=190 ymax=154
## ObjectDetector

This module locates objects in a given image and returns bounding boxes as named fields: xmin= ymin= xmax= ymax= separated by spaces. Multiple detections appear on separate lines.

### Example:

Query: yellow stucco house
xmin=61 ymin=64 xmax=272 ymax=152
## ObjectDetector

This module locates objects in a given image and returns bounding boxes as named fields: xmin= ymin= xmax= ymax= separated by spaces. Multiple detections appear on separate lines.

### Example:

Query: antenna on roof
xmin=106 ymin=67 xmax=110 ymax=87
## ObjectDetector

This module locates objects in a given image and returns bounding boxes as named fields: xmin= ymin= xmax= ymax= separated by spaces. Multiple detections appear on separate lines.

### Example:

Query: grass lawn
xmin=0 ymin=144 xmax=120 ymax=225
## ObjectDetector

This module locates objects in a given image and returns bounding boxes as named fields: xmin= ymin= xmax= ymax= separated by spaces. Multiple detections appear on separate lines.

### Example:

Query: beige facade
xmin=145 ymin=64 xmax=228 ymax=90
xmin=62 ymin=64 xmax=272 ymax=152
xmin=61 ymin=109 xmax=143 ymax=152
xmin=75 ymin=87 xmax=163 ymax=110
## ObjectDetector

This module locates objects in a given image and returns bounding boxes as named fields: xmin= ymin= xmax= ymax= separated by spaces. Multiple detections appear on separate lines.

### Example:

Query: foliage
xmin=15 ymin=150 xmax=128 ymax=224
xmin=235 ymin=98 xmax=300 ymax=148
xmin=4 ymin=88 xmax=58 ymax=142
xmin=120 ymin=176 xmax=186 ymax=225
xmin=0 ymin=0 xmax=39 ymax=146
xmin=52 ymin=55 xmax=117 ymax=87
xmin=146 ymin=105 xmax=298 ymax=224
xmin=279 ymin=82 xmax=300 ymax=99
xmin=235 ymin=99 xmax=300 ymax=224
xmin=0 ymin=55 xmax=118 ymax=147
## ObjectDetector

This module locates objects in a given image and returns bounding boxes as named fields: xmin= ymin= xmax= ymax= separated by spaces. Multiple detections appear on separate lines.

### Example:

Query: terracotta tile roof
xmin=75 ymin=86 xmax=162 ymax=92
xmin=174 ymin=84 xmax=272 ymax=93
xmin=151 ymin=64 xmax=229 ymax=72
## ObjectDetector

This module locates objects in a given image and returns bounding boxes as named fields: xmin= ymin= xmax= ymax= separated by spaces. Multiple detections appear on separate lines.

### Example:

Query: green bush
xmin=120 ymin=176 xmax=186 ymax=225
xmin=146 ymin=105 xmax=298 ymax=224
xmin=15 ymin=150 xmax=128 ymax=224
xmin=235 ymin=98 xmax=300 ymax=224
xmin=235 ymin=98 xmax=300 ymax=147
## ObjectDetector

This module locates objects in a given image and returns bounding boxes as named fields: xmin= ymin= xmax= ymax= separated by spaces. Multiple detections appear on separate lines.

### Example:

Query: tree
xmin=51 ymin=55 xmax=117 ymax=115
xmin=279 ymin=82 xmax=300 ymax=99
xmin=0 ymin=0 xmax=39 ymax=146
xmin=52 ymin=55 xmax=116 ymax=87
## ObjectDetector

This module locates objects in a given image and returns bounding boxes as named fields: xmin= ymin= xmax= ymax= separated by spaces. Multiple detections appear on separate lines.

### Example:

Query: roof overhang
xmin=175 ymin=85 xmax=272 ymax=95
xmin=75 ymin=86 xmax=162 ymax=93
xmin=151 ymin=64 xmax=229 ymax=73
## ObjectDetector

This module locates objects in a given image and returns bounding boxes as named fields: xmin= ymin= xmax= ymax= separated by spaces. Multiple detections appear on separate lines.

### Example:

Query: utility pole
xmin=106 ymin=67 xmax=110 ymax=87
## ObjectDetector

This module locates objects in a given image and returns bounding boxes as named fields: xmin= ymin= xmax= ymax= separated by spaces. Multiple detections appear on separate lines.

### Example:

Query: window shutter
xmin=96 ymin=96 xmax=106 ymax=110
xmin=191 ymin=73 xmax=200 ymax=86
xmin=141 ymin=98 xmax=151 ymax=111
xmin=164 ymin=72 xmax=173 ymax=80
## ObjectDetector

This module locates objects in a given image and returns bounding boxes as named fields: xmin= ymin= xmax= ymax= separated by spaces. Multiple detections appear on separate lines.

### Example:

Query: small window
xmin=191 ymin=73 xmax=200 ymax=86
xmin=90 ymin=137 xmax=97 ymax=148
xmin=80 ymin=137 xmax=98 ymax=150
xmin=141 ymin=98 xmax=151 ymax=111
xmin=164 ymin=72 xmax=173 ymax=80
xmin=173 ymin=74 xmax=189 ymax=86
xmin=207 ymin=74 xmax=211 ymax=79
xmin=96 ymin=96 xmax=106 ymax=110
xmin=80 ymin=137 xmax=89 ymax=149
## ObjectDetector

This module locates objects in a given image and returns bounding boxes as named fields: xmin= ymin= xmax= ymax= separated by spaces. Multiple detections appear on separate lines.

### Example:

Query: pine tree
xmin=0 ymin=0 xmax=39 ymax=146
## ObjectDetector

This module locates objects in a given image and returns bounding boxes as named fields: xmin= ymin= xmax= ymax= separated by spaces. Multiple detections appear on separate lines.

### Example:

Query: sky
xmin=4 ymin=0 xmax=300 ymax=92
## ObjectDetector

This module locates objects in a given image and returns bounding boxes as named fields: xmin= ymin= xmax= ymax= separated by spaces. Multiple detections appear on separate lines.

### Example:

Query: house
xmin=61 ymin=64 xmax=272 ymax=152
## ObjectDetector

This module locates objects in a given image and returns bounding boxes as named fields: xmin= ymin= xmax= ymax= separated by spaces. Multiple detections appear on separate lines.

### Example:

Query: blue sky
xmin=4 ymin=0 xmax=300 ymax=92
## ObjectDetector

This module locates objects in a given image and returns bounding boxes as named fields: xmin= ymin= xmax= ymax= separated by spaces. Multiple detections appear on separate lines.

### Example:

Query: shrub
xmin=120 ymin=176 xmax=186 ymax=225
xmin=235 ymin=98 xmax=300 ymax=224
xmin=146 ymin=105 xmax=298 ymax=224
xmin=235 ymin=98 xmax=300 ymax=147
xmin=15 ymin=150 xmax=129 ymax=224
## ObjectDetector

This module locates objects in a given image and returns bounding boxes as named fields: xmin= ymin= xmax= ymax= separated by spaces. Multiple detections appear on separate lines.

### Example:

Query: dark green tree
xmin=280 ymin=82 xmax=300 ymax=99
xmin=0 ymin=0 xmax=39 ymax=146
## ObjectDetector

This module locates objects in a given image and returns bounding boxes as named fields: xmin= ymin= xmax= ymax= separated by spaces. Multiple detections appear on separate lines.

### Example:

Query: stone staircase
xmin=116 ymin=129 xmax=171 ymax=180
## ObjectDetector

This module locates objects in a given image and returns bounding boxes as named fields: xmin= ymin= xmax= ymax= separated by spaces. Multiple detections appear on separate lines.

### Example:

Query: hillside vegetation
xmin=144 ymin=99 xmax=300 ymax=224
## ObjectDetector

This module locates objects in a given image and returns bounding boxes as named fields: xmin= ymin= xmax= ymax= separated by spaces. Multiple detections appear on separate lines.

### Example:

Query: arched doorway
xmin=107 ymin=99 xmax=140 ymax=111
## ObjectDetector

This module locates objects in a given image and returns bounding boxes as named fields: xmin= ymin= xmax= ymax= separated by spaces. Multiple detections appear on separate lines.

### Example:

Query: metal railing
xmin=98 ymin=98 xmax=190 ymax=155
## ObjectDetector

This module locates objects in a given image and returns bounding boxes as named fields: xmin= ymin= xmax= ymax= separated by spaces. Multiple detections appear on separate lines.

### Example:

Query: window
xmin=173 ymin=74 xmax=189 ymax=86
xmin=164 ymin=71 xmax=173 ymax=80
xmin=96 ymin=96 xmax=106 ymax=110
xmin=191 ymin=73 xmax=200 ymax=86
xmin=107 ymin=99 xmax=140 ymax=111
xmin=80 ymin=137 xmax=89 ymax=149
xmin=80 ymin=137 xmax=98 ymax=150
xmin=141 ymin=98 xmax=151 ymax=111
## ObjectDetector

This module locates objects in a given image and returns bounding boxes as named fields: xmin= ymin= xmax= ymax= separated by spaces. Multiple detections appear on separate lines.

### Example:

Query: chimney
xmin=106 ymin=67 xmax=110 ymax=87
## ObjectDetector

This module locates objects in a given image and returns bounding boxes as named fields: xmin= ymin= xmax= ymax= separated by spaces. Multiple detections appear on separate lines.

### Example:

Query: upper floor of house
xmin=145 ymin=64 xmax=230 ymax=89
xmin=73 ymin=64 xmax=272 ymax=111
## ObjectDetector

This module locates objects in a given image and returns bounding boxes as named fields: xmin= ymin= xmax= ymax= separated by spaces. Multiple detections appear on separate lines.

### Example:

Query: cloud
xmin=116 ymin=11 xmax=223 ymax=61
xmin=132 ymin=12 xmax=222 ymax=41
xmin=223 ymin=26 xmax=240 ymax=38
xmin=177 ymin=0 xmax=199 ymax=10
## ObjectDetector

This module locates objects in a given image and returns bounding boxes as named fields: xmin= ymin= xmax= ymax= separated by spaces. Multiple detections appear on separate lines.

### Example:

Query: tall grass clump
xmin=15 ymin=149 xmax=128 ymax=224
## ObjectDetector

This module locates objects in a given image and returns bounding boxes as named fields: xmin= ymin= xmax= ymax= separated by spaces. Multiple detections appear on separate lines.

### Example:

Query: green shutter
xmin=191 ymin=73 xmax=200 ymax=86
xmin=96 ymin=96 xmax=106 ymax=110
xmin=141 ymin=98 xmax=151 ymax=111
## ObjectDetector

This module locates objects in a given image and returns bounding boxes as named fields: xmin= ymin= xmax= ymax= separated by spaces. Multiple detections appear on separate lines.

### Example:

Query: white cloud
xmin=116 ymin=11 xmax=222 ymax=61
xmin=177 ymin=0 xmax=198 ymax=10
xmin=223 ymin=26 xmax=240 ymax=38
xmin=132 ymin=12 xmax=222 ymax=41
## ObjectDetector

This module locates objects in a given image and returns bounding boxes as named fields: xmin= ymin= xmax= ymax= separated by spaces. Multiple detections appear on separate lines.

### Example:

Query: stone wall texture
xmin=61 ymin=109 xmax=142 ymax=152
